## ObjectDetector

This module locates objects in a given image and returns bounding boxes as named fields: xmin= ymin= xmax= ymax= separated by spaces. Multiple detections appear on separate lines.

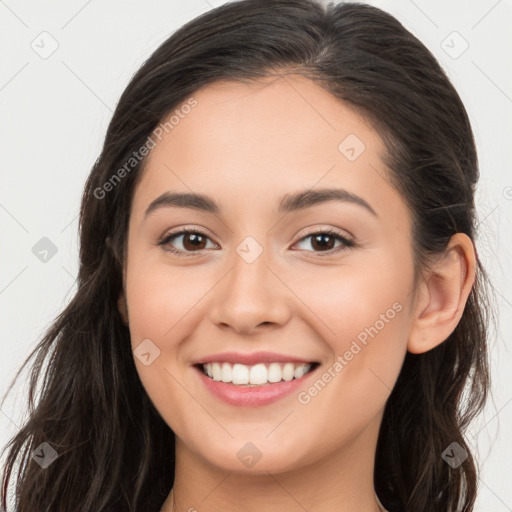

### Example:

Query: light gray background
xmin=1 ymin=0 xmax=511 ymax=510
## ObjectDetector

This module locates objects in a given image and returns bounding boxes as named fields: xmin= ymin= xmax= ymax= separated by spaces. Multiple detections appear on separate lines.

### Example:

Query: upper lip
xmin=192 ymin=351 xmax=318 ymax=366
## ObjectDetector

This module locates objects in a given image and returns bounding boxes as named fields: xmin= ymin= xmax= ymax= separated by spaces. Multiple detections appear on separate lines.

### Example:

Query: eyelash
xmin=157 ymin=228 xmax=356 ymax=258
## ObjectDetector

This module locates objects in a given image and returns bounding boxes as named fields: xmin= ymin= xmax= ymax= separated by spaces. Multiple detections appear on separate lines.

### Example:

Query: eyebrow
xmin=144 ymin=187 xmax=377 ymax=218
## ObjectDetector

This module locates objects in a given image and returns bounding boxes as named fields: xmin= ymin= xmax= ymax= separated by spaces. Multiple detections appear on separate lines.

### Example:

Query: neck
xmin=161 ymin=413 xmax=385 ymax=512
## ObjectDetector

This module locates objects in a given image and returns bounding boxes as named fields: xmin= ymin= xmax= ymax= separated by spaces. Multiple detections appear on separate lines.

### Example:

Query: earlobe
xmin=407 ymin=233 xmax=476 ymax=354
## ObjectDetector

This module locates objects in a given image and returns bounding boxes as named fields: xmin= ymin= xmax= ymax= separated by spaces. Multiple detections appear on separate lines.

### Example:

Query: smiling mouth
xmin=195 ymin=361 xmax=320 ymax=387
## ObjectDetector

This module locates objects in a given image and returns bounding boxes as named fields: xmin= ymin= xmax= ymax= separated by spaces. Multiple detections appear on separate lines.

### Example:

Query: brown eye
xmin=293 ymin=229 xmax=355 ymax=255
xmin=310 ymin=233 xmax=337 ymax=251
xmin=158 ymin=230 xmax=216 ymax=256
xmin=181 ymin=232 xmax=208 ymax=251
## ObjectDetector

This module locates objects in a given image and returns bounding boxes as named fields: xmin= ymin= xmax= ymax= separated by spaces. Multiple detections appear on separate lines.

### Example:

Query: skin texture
xmin=117 ymin=74 xmax=476 ymax=512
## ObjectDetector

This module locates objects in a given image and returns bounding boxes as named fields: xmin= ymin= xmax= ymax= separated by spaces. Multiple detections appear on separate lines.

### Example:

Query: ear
xmin=407 ymin=233 xmax=476 ymax=354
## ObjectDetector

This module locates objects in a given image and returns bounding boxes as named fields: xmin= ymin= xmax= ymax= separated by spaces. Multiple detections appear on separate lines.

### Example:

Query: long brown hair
xmin=1 ymin=1 xmax=491 ymax=510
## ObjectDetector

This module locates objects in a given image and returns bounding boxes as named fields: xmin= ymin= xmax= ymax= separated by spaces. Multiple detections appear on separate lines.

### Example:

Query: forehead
xmin=131 ymin=74 xmax=404 ymax=223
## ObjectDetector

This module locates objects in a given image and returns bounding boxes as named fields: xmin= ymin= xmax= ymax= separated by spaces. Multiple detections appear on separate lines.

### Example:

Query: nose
xmin=208 ymin=245 xmax=291 ymax=335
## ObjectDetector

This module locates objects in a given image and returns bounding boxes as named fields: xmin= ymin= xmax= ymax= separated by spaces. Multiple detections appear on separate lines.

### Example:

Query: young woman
xmin=1 ymin=1 xmax=491 ymax=511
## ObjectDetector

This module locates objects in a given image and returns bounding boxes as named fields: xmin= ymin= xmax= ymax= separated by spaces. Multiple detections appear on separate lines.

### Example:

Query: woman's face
xmin=122 ymin=75 xmax=417 ymax=474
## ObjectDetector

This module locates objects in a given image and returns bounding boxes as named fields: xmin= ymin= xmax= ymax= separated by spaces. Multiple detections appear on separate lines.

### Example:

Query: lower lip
xmin=194 ymin=365 xmax=318 ymax=407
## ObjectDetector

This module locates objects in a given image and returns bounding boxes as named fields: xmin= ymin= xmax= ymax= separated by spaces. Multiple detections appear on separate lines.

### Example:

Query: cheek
xmin=124 ymin=263 xmax=210 ymax=431
xmin=126 ymin=261 xmax=209 ymax=344
xmin=298 ymin=260 xmax=412 ymax=348
xmin=298 ymin=257 xmax=413 ymax=412
xmin=290 ymin=268 xmax=411 ymax=456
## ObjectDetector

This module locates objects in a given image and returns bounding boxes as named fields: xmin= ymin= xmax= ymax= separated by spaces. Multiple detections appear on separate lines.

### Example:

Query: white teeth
xmin=282 ymin=362 xmax=294 ymax=381
xmin=221 ymin=362 xmax=232 ymax=382
xmin=212 ymin=362 xmax=222 ymax=381
xmin=294 ymin=364 xmax=306 ymax=379
xmin=202 ymin=362 xmax=313 ymax=386
xmin=248 ymin=363 xmax=266 ymax=385
xmin=267 ymin=363 xmax=282 ymax=383
xmin=232 ymin=363 xmax=249 ymax=384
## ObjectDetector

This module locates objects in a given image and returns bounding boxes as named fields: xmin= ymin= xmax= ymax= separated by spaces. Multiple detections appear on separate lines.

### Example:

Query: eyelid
xmin=294 ymin=224 xmax=355 ymax=243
